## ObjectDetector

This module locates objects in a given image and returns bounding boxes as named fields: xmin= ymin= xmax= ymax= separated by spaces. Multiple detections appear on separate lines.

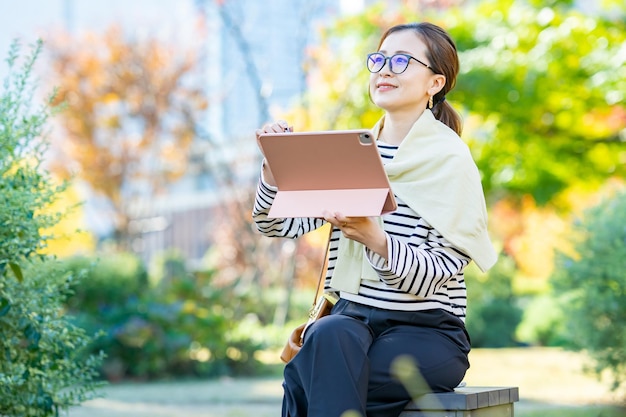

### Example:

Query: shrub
xmin=65 ymin=250 xmax=264 ymax=380
xmin=0 ymin=39 xmax=103 ymax=416
xmin=516 ymin=294 xmax=569 ymax=347
xmin=551 ymin=190 xmax=626 ymax=392
xmin=0 ymin=261 xmax=104 ymax=415
xmin=465 ymin=255 xmax=523 ymax=347
xmin=63 ymin=252 xmax=148 ymax=314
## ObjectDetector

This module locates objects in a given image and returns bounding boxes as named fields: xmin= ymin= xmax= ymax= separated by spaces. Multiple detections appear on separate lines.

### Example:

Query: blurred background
xmin=0 ymin=0 xmax=625 ymax=416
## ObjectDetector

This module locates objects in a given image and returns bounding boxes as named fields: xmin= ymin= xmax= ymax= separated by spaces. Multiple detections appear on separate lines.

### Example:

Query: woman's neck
xmin=378 ymin=109 xmax=425 ymax=145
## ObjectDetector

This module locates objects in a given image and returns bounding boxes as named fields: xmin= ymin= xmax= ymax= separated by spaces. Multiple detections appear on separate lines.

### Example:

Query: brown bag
xmin=280 ymin=293 xmax=337 ymax=363
xmin=280 ymin=227 xmax=336 ymax=364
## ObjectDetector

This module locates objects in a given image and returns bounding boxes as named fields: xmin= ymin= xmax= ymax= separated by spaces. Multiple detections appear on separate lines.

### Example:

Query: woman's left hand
xmin=323 ymin=211 xmax=388 ymax=259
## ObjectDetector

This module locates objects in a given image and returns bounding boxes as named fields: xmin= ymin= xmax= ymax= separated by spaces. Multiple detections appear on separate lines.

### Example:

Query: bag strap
xmin=311 ymin=224 xmax=334 ymax=307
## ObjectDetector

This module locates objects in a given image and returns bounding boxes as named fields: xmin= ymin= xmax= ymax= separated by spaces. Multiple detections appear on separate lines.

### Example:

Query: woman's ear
xmin=429 ymin=74 xmax=446 ymax=96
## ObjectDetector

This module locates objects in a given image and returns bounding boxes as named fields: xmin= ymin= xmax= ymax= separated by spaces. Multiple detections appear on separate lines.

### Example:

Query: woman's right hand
xmin=255 ymin=120 xmax=292 ymax=186
xmin=255 ymin=120 xmax=292 ymax=153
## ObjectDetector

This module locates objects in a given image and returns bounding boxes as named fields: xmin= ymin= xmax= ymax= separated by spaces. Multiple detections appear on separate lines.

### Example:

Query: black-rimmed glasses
xmin=366 ymin=52 xmax=432 ymax=74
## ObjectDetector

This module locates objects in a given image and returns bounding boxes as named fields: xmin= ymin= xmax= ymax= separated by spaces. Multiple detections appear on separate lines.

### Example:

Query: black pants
xmin=282 ymin=299 xmax=470 ymax=417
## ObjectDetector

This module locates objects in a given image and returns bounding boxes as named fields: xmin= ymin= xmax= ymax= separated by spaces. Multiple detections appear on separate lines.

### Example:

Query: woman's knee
xmin=367 ymin=329 xmax=469 ymax=395
xmin=304 ymin=314 xmax=372 ymax=350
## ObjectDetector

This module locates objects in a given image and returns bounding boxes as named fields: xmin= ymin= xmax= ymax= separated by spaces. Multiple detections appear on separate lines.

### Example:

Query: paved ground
xmin=67 ymin=378 xmax=283 ymax=417
xmin=64 ymin=378 xmax=622 ymax=417
xmin=64 ymin=348 xmax=626 ymax=417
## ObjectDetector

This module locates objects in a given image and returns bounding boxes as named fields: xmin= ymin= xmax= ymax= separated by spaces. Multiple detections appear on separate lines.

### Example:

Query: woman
xmin=253 ymin=22 xmax=497 ymax=417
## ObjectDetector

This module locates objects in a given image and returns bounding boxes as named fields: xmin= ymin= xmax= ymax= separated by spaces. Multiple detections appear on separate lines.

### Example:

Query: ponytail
xmin=432 ymin=99 xmax=462 ymax=136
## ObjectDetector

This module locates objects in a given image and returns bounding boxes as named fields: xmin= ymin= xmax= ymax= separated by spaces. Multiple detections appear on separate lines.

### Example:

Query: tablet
xmin=258 ymin=129 xmax=397 ymax=218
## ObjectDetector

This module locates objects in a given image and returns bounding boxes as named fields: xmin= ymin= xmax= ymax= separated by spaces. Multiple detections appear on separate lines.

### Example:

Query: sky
xmin=0 ymin=0 xmax=198 ymax=71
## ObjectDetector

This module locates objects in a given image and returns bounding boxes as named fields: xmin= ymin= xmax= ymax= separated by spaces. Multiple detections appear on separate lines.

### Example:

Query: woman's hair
xmin=377 ymin=22 xmax=462 ymax=135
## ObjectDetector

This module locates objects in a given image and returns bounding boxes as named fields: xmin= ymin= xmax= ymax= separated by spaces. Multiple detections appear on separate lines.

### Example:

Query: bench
xmin=400 ymin=386 xmax=519 ymax=417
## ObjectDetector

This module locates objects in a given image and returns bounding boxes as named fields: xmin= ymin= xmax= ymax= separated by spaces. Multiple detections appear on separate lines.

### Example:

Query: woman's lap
xmin=282 ymin=300 xmax=469 ymax=417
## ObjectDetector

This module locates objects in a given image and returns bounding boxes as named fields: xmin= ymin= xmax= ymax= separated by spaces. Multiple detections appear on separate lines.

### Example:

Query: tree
xmin=551 ymin=189 xmax=626 ymax=392
xmin=0 ymin=39 xmax=103 ymax=416
xmin=287 ymin=0 xmax=625 ymax=205
xmin=46 ymin=27 xmax=208 ymax=247
xmin=279 ymin=0 xmax=625 ymax=286
xmin=465 ymin=256 xmax=523 ymax=347
xmin=443 ymin=0 xmax=625 ymax=282
xmin=448 ymin=0 xmax=626 ymax=205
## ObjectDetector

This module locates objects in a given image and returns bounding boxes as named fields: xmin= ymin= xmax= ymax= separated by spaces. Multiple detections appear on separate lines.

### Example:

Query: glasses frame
xmin=366 ymin=52 xmax=433 ymax=74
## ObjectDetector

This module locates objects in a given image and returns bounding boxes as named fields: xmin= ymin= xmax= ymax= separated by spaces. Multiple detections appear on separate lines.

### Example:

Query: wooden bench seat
xmin=400 ymin=386 xmax=519 ymax=417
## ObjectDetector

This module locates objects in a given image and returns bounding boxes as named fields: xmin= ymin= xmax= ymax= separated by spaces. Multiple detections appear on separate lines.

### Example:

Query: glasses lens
xmin=367 ymin=53 xmax=385 ymax=73
xmin=390 ymin=55 xmax=410 ymax=73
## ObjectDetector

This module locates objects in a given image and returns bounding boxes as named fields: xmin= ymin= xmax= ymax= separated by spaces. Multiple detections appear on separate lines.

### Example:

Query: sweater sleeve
xmin=252 ymin=170 xmax=325 ymax=238
xmin=364 ymin=220 xmax=470 ymax=298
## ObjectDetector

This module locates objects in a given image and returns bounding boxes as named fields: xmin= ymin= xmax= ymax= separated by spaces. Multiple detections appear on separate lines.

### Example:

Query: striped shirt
xmin=252 ymin=141 xmax=471 ymax=321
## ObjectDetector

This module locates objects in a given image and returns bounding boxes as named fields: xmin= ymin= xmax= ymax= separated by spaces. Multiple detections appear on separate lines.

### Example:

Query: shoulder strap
xmin=312 ymin=224 xmax=334 ymax=306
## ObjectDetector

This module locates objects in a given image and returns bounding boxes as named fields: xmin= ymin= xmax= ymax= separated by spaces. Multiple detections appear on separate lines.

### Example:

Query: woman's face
xmin=369 ymin=30 xmax=444 ymax=114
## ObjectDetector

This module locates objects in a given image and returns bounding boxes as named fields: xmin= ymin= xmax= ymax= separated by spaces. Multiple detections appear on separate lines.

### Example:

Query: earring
xmin=428 ymin=96 xmax=433 ymax=109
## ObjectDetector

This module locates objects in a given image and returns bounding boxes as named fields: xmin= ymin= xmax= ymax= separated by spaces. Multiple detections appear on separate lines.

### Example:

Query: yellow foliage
xmin=491 ymin=178 xmax=626 ymax=291
xmin=40 ymin=182 xmax=95 ymax=258
xmin=508 ymin=196 xmax=568 ymax=281
xmin=46 ymin=25 xmax=207 ymax=218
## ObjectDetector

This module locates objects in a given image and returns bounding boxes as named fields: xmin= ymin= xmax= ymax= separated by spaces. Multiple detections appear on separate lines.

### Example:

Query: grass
xmin=521 ymin=408 xmax=626 ymax=417
xmin=464 ymin=347 xmax=624 ymax=406
xmin=465 ymin=347 xmax=626 ymax=416
xmin=66 ymin=347 xmax=626 ymax=417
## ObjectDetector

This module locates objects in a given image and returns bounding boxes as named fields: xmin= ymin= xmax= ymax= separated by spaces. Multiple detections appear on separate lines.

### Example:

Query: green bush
xmin=65 ymin=250 xmax=264 ymax=380
xmin=465 ymin=255 xmax=523 ymax=347
xmin=0 ymin=261 xmax=105 ymax=416
xmin=63 ymin=252 xmax=148 ymax=314
xmin=0 ymin=39 xmax=103 ymax=416
xmin=516 ymin=294 xmax=569 ymax=347
xmin=551 ymin=190 xmax=626 ymax=392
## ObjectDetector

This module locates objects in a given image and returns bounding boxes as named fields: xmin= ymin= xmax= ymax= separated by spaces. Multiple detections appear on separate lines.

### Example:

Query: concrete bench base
xmin=400 ymin=386 xmax=519 ymax=417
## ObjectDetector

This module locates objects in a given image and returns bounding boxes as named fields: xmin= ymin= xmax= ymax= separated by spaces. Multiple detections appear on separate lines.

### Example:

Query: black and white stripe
xmin=252 ymin=142 xmax=471 ymax=321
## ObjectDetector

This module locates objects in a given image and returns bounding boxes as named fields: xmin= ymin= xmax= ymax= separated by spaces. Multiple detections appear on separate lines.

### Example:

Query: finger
xmin=323 ymin=211 xmax=339 ymax=227
xmin=334 ymin=212 xmax=349 ymax=224
xmin=276 ymin=120 xmax=294 ymax=133
xmin=330 ymin=212 xmax=352 ymax=229
xmin=258 ymin=123 xmax=280 ymax=134
xmin=266 ymin=124 xmax=284 ymax=133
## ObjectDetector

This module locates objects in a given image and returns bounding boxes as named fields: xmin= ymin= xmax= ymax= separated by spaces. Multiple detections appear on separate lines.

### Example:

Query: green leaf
xmin=9 ymin=262 xmax=23 ymax=282
xmin=0 ymin=297 xmax=10 ymax=317
xmin=24 ymin=323 xmax=41 ymax=350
